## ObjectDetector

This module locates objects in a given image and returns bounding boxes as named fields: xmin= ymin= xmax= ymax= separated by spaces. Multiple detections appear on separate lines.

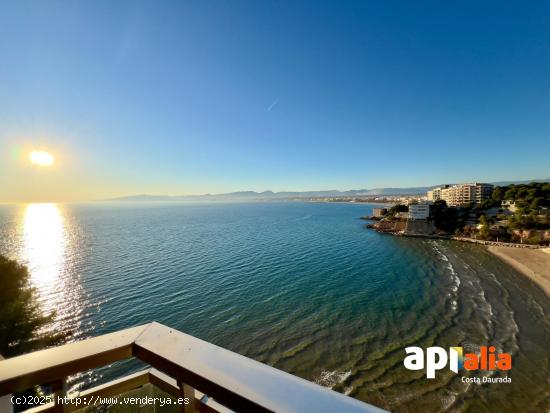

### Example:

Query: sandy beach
xmin=488 ymin=246 xmax=550 ymax=297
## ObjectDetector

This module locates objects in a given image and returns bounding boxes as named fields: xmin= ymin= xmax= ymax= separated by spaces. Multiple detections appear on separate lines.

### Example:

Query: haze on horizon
xmin=2 ymin=1 xmax=550 ymax=203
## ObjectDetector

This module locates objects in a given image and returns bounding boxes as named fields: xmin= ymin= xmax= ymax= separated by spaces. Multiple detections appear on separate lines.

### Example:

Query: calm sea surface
xmin=0 ymin=202 xmax=549 ymax=412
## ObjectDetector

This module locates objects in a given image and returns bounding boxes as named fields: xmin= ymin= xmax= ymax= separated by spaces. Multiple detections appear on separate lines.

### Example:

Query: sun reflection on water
xmin=23 ymin=204 xmax=66 ymax=286
xmin=20 ymin=203 xmax=86 ymax=340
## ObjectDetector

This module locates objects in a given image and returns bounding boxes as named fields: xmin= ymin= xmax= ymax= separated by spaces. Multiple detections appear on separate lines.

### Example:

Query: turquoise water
xmin=0 ymin=202 xmax=549 ymax=412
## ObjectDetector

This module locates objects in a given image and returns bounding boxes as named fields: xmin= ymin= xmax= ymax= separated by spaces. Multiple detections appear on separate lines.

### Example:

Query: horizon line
xmin=2 ymin=177 xmax=548 ymax=205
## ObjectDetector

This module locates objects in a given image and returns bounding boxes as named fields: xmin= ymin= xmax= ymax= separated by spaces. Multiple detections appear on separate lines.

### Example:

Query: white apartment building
xmin=408 ymin=203 xmax=431 ymax=220
xmin=427 ymin=183 xmax=493 ymax=206
xmin=427 ymin=185 xmax=450 ymax=201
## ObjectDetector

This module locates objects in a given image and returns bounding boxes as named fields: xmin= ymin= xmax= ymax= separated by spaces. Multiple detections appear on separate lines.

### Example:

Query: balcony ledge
xmin=0 ymin=322 xmax=387 ymax=413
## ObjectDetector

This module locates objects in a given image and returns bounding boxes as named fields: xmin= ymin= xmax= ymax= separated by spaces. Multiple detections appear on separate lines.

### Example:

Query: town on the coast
xmin=362 ymin=181 xmax=550 ymax=246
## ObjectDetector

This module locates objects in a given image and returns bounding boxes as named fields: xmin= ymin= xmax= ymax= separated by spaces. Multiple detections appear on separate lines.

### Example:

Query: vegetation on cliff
xmin=0 ymin=255 xmax=68 ymax=357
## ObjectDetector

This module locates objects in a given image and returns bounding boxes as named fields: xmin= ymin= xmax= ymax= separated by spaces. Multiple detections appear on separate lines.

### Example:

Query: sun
xmin=29 ymin=150 xmax=55 ymax=166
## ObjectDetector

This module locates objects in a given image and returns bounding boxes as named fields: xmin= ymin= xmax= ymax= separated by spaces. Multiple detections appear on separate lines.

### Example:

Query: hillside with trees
xmin=458 ymin=182 xmax=549 ymax=244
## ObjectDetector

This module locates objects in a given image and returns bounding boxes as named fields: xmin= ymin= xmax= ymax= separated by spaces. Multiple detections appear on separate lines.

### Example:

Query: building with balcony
xmin=0 ymin=322 xmax=386 ymax=413
xmin=427 ymin=183 xmax=493 ymax=206
xmin=427 ymin=185 xmax=449 ymax=202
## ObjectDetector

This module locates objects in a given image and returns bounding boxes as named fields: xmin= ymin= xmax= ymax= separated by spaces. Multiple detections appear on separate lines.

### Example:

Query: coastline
xmin=365 ymin=221 xmax=546 ymax=248
xmin=364 ymin=220 xmax=550 ymax=296
xmin=488 ymin=246 xmax=550 ymax=297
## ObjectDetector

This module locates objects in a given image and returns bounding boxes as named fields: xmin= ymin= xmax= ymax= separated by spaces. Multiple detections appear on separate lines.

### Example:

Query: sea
xmin=0 ymin=201 xmax=548 ymax=412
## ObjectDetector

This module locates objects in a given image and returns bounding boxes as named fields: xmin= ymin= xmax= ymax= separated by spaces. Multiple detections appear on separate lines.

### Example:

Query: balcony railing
xmin=0 ymin=322 xmax=387 ymax=413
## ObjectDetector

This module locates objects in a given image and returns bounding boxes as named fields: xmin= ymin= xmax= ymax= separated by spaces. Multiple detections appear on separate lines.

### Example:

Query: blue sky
xmin=1 ymin=1 xmax=550 ymax=201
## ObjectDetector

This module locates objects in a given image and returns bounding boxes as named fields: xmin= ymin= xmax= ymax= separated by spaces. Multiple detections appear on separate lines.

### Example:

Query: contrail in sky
xmin=267 ymin=99 xmax=279 ymax=112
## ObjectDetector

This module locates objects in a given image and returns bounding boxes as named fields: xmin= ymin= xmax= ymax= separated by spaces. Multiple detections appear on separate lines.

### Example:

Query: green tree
xmin=479 ymin=215 xmax=490 ymax=239
xmin=526 ymin=233 xmax=543 ymax=245
xmin=503 ymin=187 xmax=517 ymax=200
xmin=530 ymin=197 xmax=543 ymax=211
xmin=491 ymin=186 xmax=503 ymax=202
xmin=430 ymin=200 xmax=460 ymax=233
xmin=0 ymin=255 xmax=68 ymax=357
xmin=388 ymin=204 xmax=408 ymax=216
xmin=479 ymin=198 xmax=498 ymax=210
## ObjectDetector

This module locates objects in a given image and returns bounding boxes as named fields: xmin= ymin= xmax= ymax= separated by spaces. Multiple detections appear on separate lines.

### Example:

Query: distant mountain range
xmin=105 ymin=188 xmax=433 ymax=202
xmin=104 ymin=179 xmax=550 ymax=202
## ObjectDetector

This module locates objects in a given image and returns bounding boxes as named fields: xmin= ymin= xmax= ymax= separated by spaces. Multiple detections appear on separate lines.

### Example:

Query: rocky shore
xmin=365 ymin=219 xmax=444 ymax=237
xmin=359 ymin=215 xmax=383 ymax=221
xmin=452 ymin=237 xmax=544 ymax=249
xmin=366 ymin=220 xmax=546 ymax=248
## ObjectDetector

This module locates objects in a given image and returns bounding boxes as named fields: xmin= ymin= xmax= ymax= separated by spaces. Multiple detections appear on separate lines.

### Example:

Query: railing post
xmin=51 ymin=378 xmax=67 ymax=413
xmin=177 ymin=380 xmax=196 ymax=413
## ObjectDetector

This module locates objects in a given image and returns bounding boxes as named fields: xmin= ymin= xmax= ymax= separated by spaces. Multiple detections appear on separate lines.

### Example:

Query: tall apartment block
xmin=427 ymin=183 xmax=493 ymax=206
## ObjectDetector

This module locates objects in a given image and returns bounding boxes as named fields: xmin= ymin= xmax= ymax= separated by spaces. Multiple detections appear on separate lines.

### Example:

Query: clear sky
xmin=1 ymin=1 xmax=550 ymax=202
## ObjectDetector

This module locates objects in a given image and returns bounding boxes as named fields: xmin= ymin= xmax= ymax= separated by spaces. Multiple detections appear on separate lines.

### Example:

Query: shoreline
xmin=488 ymin=246 xmax=550 ymax=297
xmin=365 ymin=221 xmax=546 ymax=249
xmin=365 ymin=221 xmax=550 ymax=296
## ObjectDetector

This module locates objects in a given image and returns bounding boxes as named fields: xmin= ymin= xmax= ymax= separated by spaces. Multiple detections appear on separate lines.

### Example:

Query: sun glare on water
xmin=23 ymin=204 xmax=66 ymax=285
xmin=29 ymin=150 xmax=55 ymax=166
xmin=20 ymin=204 xmax=85 ymax=336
